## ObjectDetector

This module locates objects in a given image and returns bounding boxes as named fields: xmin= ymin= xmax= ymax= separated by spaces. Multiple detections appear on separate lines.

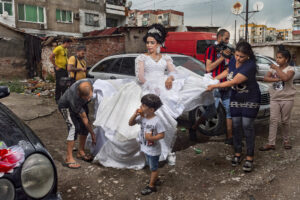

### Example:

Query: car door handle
xmin=110 ymin=76 xmax=116 ymax=79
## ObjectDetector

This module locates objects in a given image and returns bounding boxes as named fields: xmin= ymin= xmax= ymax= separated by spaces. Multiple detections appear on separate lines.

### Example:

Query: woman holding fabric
xmin=207 ymin=42 xmax=261 ymax=172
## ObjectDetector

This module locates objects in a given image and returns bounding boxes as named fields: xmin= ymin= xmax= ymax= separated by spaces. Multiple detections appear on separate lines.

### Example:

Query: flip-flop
xmin=62 ymin=162 xmax=81 ymax=169
xmin=77 ymin=154 xmax=93 ymax=162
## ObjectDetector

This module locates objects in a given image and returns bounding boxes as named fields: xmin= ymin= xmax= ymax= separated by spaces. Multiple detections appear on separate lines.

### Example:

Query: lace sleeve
xmin=164 ymin=54 xmax=178 ymax=79
xmin=135 ymin=54 xmax=147 ymax=83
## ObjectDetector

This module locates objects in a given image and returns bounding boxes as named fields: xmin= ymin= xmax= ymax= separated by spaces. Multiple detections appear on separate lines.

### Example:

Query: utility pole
xmin=234 ymin=20 xmax=237 ymax=45
xmin=245 ymin=0 xmax=249 ymax=42
xmin=211 ymin=0 xmax=213 ymax=26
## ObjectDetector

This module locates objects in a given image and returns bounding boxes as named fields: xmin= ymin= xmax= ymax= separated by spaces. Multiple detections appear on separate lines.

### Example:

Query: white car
xmin=88 ymin=53 xmax=270 ymax=136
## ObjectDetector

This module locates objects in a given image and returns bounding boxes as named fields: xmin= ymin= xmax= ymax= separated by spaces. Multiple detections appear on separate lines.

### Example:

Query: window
xmin=197 ymin=40 xmax=215 ymax=54
xmin=18 ymin=4 xmax=45 ymax=23
xmin=56 ymin=9 xmax=72 ymax=23
xmin=106 ymin=18 xmax=118 ymax=27
xmin=256 ymin=57 xmax=272 ymax=65
xmin=93 ymin=58 xmax=122 ymax=73
xmin=120 ymin=57 xmax=135 ymax=76
xmin=0 ymin=0 xmax=13 ymax=16
xmin=172 ymin=56 xmax=206 ymax=76
xmin=85 ymin=13 xmax=99 ymax=27
xmin=143 ymin=13 xmax=149 ymax=19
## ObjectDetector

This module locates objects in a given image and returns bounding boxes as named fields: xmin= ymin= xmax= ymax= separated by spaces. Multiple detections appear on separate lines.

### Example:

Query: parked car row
xmin=88 ymin=53 xmax=271 ymax=136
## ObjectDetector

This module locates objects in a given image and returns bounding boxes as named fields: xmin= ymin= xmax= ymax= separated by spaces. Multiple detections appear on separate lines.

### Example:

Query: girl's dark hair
xmin=141 ymin=94 xmax=163 ymax=111
xmin=236 ymin=41 xmax=255 ymax=60
xmin=277 ymin=45 xmax=291 ymax=62
xmin=143 ymin=23 xmax=168 ymax=45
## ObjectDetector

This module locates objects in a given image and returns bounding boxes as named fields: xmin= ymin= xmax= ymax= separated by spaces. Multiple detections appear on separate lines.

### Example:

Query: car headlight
xmin=21 ymin=153 xmax=55 ymax=199
xmin=0 ymin=178 xmax=15 ymax=200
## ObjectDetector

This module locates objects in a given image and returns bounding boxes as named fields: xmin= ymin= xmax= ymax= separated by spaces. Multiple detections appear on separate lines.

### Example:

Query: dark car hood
xmin=0 ymin=102 xmax=45 ymax=155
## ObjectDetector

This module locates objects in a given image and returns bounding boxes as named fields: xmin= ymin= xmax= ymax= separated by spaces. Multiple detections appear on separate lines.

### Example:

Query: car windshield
xmin=171 ymin=56 xmax=206 ymax=76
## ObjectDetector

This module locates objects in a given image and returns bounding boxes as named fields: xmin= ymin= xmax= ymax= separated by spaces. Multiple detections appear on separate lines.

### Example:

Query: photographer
xmin=205 ymin=29 xmax=233 ymax=145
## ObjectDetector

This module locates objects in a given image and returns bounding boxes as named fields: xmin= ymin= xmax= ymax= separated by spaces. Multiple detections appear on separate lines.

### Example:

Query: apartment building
xmin=293 ymin=0 xmax=300 ymax=39
xmin=266 ymin=27 xmax=277 ymax=41
xmin=277 ymin=29 xmax=293 ymax=41
xmin=0 ymin=0 xmax=128 ymax=36
xmin=240 ymin=23 xmax=292 ymax=44
xmin=128 ymin=9 xmax=184 ymax=27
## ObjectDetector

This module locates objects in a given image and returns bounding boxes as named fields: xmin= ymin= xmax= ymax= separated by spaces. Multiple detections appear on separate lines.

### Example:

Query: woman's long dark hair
xmin=143 ymin=23 xmax=168 ymax=45
xmin=236 ymin=41 xmax=258 ymax=72
xmin=236 ymin=41 xmax=255 ymax=60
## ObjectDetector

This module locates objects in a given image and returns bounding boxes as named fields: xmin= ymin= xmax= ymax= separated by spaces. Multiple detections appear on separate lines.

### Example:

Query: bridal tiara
xmin=148 ymin=28 xmax=162 ymax=36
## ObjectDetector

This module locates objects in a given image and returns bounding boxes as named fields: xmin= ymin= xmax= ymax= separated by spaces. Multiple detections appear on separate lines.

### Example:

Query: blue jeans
xmin=145 ymin=154 xmax=159 ymax=171
xmin=214 ymin=89 xmax=231 ymax=119
xmin=232 ymin=117 xmax=255 ymax=156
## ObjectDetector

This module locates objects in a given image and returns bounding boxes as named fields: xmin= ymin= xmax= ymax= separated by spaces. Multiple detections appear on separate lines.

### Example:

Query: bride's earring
xmin=156 ymin=45 xmax=161 ymax=54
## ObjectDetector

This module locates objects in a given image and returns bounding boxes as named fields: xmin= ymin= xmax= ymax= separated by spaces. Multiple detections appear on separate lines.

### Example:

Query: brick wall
xmin=0 ymin=57 xmax=27 ymax=79
xmin=41 ymin=34 xmax=125 ymax=79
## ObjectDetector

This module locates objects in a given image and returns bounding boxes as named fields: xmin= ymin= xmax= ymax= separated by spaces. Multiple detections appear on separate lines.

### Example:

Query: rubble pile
xmin=23 ymin=77 xmax=55 ymax=98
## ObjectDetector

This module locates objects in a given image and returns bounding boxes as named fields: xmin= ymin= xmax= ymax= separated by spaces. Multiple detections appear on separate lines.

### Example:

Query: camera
xmin=214 ymin=41 xmax=235 ymax=59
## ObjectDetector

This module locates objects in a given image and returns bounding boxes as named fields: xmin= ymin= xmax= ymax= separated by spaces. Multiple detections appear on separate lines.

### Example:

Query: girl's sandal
xmin=284 ymin=142 xmax=292 ymax=150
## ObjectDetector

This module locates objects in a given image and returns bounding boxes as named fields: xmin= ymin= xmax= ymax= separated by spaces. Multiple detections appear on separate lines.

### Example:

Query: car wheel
xmin=188 ymin=104 xmax=226 ymax=136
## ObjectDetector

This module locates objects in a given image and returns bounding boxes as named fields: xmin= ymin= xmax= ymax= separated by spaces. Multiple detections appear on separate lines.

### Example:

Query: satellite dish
xmin=127 ymin=1 xmax=132 ymax=9
xmin=2 ymin=11 xmax=8 ymax=19
xmin=231 ymin=1 xmax=243 ymax=15
xmin=253 ymin=1 xmax=264 ymax=11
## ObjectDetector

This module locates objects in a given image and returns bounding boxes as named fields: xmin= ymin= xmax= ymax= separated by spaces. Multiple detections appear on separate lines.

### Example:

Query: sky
xmin=131 ymin=0 xmax=294 ymax=42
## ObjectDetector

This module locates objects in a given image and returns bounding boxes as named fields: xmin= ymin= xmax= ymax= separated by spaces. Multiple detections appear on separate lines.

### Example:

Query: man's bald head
xmin=78 ymin=82 xmax=93 ymax=100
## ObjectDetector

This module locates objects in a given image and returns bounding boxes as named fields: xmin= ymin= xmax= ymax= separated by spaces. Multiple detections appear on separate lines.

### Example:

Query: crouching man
xmin=58 ymin=79 xmax=96 ymax=169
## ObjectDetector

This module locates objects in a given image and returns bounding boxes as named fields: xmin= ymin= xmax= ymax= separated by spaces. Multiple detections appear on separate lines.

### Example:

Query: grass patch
xmin=0 ymin=81 xmax=25 ymax=93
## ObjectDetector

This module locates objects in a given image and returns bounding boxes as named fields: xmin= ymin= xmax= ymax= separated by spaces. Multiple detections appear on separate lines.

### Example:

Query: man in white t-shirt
xmin=129 ymin=94 xmax=165 ymax=195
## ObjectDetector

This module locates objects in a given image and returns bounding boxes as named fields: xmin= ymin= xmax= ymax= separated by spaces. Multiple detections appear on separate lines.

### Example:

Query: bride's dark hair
xmin=143 ymin=23 xmax=168 ymax=45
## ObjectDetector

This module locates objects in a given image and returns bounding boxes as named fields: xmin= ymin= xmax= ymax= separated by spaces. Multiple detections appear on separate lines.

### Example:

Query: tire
xmin=188 ymin=104 xmax=226 ymax=136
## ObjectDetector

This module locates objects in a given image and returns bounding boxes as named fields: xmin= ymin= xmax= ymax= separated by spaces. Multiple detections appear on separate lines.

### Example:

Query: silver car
xmin=256 ymin=54 xmax=300 ymax=83
xmin=88 ymin=54 xmax=270 ymax=136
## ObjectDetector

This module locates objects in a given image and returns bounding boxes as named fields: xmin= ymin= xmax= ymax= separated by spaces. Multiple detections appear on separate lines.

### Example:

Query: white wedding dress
xmin=87 ymin=54 xmax=218 ymax=170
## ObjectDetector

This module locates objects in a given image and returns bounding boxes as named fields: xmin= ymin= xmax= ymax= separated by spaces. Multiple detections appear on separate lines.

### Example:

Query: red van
xmin=161 ymin=32 xmax=217 ymax=63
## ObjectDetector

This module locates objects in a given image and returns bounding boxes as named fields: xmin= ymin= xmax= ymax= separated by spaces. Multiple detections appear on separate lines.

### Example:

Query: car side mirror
xmin=0 ymin=86 xmax=10 ymax=99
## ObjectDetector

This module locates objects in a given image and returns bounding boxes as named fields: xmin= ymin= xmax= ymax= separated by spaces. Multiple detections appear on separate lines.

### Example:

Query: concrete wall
xmin=41 ymin=35 xmax=125 ymax=79
xmin=252 ymin=46 xmax=276 ymax=58
xmin=0 ymin=24 xmax=27 ymax=79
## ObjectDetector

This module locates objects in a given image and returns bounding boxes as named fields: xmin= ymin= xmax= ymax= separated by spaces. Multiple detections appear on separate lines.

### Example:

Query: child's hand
xmin=270 ymin=64 xmax=279 ymax=70
xmin=145 ymin=133 xmax=152 ymax=141
xmin=136 ymin=108 xmax=144 ymax=117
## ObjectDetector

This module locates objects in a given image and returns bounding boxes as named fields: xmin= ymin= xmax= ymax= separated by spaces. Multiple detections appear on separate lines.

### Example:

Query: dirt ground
xmin=2 ymin=86 xmax=300 ymax=200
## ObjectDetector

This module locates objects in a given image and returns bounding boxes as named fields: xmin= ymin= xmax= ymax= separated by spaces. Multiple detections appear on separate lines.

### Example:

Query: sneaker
xmin=231 ymin=155 xmax=243 ymax=167
xmin=224 ymin=137 xmax=233 ymax=145
xmin=243 ymin=160 xmax=253 ymax=172
xmin=141 ymin=185 xmax=157 ymax=195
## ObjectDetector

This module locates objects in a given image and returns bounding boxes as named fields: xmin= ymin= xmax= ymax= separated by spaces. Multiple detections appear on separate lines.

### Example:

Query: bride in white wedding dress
xmin=88 ymin=24 xmax=218 ymax=169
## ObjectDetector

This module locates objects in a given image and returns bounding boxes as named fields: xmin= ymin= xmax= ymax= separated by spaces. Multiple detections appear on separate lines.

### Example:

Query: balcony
xmin=295 ymin=2 xmax=300 ymax=8
xmin=106 ymin=1 xmax=126 ymax=16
